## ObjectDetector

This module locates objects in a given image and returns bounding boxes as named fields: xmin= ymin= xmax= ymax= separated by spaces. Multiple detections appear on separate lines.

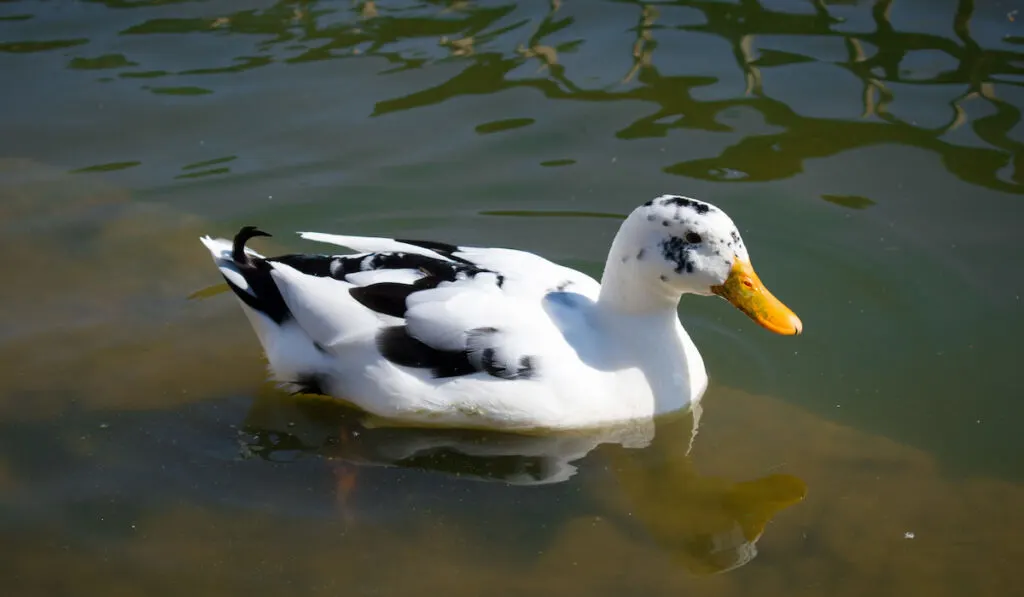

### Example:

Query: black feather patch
xmin=480 ymin=349 xmax=536 ymax=380
xmin=376 ymin=326 xmax=538 ymax=381
xmin=271 ymin=250 xmax=495 ymax=288
xmin=376 ymin=326 xmax=477 ymax=377
xmin=271 ymin=254 xmax=336 ymax=277
xmin=470 ymin=327 xmax=537 ymax=380
xmin=349 ymin=282 xmax=426 ymax=319
xmin=223 ymin=226 xmax=292 ymax=324
xmin=394 ymin=238 xmax=476 ymax=265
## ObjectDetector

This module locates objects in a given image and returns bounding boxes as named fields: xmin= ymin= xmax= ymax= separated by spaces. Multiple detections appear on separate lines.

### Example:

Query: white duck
xmin=200 ymin=194 xmax=801 ymax=431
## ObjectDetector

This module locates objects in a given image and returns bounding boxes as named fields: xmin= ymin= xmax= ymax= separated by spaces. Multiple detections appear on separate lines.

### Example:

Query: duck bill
xmin=711 ymin=259 xmax=802 ymax=335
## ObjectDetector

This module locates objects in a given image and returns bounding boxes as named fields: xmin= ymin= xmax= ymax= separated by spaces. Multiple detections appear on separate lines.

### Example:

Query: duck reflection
xmin=597 ymin=407 xmax=807 ymax=574
xmin=240 ymin=389 xmax=656 ymax=485
xmin=241 ymin=390 xmax=806 ymax=575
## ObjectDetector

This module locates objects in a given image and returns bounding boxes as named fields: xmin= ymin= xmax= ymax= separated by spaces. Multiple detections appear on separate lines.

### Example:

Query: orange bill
xmin=711 ymin=259 xmax=802 ymax=335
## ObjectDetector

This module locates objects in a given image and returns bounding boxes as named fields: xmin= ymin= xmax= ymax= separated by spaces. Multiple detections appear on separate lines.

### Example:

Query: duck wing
xmin=202 ymin=228 xmax=602 ymax=397
xmin=294 ymin=232 xmax=601 ymax=379
xmin=296 ymin=231 xmax=601 ymax=301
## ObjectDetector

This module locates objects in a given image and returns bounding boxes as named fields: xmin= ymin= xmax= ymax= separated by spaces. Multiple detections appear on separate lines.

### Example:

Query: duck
xmin=200 ymin=194 xmax=801 ymax=431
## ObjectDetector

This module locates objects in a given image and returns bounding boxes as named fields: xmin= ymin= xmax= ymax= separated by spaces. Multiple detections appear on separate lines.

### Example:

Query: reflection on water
xmin=3 ymin=1 xmax=1024 ymax=595
xmin=240 ymin=390 xmax=658 ymax=485
xmin=243 ymin=392 xmax=806 ymax=574
xmin=2 ymin=0 xmax=1018 ymax=192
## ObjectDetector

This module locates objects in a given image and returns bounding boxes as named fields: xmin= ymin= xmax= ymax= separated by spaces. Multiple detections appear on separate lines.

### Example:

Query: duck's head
xmin=602 ymin=194 xmax=802 ymax=335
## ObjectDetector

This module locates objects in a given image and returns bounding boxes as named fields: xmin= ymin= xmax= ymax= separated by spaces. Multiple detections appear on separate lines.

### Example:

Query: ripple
xmin=820 ymin=194 xmax=876 ymax=210
xmin=0 ymin=39 xmax=87 ymax=53
xmin=69 ymin=161 xmax=141 ymax=174
xmin=118 ymin=70 xmax=167 ymax=79
xmin=147 ymin=86 xmax=213 ymax=96
xmin=67 ymin=53 xmax=137 ymax=70
xmin=182 ymin=156 xmax=237 ymax=171
xmin=175 ymin=168 xmax=230 ymax=180
xmin=474 ymin=117 xmax=535 ymax=135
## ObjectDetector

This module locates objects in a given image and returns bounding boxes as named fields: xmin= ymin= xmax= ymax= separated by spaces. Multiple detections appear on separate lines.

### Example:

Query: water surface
xmin=2 ymin=0 xmax=1023 ymax=595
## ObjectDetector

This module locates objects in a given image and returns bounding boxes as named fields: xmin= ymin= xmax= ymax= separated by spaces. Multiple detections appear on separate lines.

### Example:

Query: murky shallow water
xmin=2 ymin=0 xmax=1023 ymax=595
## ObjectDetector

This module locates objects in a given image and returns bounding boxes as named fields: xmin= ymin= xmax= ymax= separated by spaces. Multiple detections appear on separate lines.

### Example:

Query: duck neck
xmin=597 ymin=247 xmax=683 ymax=316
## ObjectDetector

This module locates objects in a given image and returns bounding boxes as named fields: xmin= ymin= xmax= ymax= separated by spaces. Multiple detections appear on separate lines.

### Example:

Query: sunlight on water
xmin=1 ymin=0 xmax=1023 ymax=595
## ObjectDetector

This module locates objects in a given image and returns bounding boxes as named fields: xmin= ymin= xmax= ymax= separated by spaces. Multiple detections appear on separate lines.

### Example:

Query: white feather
xmin=268 ymin=262 xmax=383 ymax=347
xmin=298 ymin=232 xmax=451 ymax=261
xmin=344 ymin=268 xmax=425 ymax=286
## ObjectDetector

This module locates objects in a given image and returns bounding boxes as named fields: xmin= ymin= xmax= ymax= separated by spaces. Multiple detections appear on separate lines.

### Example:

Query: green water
xmin=2 ymin=0 xmax=1023 ymax=594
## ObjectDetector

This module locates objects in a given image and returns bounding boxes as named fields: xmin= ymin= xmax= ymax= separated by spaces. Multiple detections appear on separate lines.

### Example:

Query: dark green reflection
xmin=182 ymin=156 xmax=237 ymax=171
xmin=175 ymin=167 xmax=230 ymax=180
xmin=475 ymin=117 xmax=535 ymax=134
xmin=119 ymin=70 xmax=167 ymax=79
xmin=821 ymin=194 xmax=877 ymax=209
xmin=148 ymin=86 xmax=213 ymax=96
xmin=69 ymin=161 xmax=141 ymax=173
xmin=30 ymin=0 xmax=1024 ymax=192
xmin=0 ymin=39 xmax=88 ymax=53
xmin=68 ymin=53 xmax=138 ymax=70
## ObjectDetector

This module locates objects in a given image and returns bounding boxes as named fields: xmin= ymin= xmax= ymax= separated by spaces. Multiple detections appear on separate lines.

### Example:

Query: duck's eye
xmin=685 ymin=232 xmax=702 ymax=244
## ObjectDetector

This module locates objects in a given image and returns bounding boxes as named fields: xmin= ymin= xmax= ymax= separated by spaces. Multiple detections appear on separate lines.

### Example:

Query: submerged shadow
xmin=241 ymin=391 xmax=806 ymax=575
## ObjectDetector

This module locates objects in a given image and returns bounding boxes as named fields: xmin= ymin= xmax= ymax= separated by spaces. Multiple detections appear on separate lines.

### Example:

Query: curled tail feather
xmin=233 ymin=226 xmax=272 ymax=264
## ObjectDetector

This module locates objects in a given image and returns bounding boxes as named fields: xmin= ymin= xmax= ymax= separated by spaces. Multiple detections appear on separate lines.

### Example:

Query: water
xmin=2 ymin=0 xmax=1023 ymax=594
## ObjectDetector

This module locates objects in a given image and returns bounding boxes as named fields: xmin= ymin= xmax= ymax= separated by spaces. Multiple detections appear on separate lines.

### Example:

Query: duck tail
xmin=232 ymin=226 xmax=272 ymax=265
xmin=200 ymin=227 xmax=291 ymax=325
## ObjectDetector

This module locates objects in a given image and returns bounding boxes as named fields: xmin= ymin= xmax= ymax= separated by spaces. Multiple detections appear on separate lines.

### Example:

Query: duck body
xmin=201 ymin=195 xmax=800 ymax=431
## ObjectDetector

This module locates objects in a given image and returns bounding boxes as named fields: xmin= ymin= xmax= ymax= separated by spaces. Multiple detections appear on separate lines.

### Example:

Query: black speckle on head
xmin=662 ymin=220 xmax=670 ymax=227
xmin=731 ymin=230 xmax=741 ymax=245
xmin=659 ymin=195 xmax=712 ymax=215
xmin=647 ymin=214 xmax=656 ymax=222
xmin=660 ymin=235 xmax=693 ymax=274
xmin=643 ymin=199 xmax=654 ymax=207
xmin=636 ymin=248 xmax=646 ymax=260
xmin=685 ymin=231 xmax=702 ymax=244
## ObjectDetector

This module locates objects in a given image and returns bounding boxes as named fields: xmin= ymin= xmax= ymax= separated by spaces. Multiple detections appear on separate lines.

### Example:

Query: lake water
xmin=2 ymin=0 xmax=1023 ymax=595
